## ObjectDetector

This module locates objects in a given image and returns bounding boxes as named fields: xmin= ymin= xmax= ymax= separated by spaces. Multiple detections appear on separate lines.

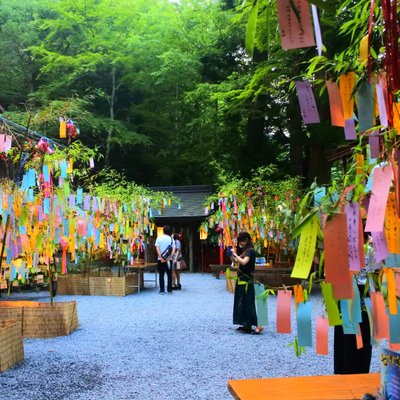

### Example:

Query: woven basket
xmin=58 ymin=274 xmax=141 ymax=296
xmin=0 ymin=320 xmax=24 ymax=372
xmin=226 ymin=271 xmax=237 ymax=293
xmin=0 ymin=301 xmax=78 ymax=338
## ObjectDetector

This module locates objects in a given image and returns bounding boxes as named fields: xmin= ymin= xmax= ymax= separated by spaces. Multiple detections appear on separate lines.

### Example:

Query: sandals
xmin=236 ymin=326 xmax=252 ymax=333
xmin=252 ymin=327 xmax=264 ymax=335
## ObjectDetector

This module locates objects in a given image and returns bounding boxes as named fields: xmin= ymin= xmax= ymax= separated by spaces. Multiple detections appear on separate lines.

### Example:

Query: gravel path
xmin=0 ymin=273 xmax=380 ymax=400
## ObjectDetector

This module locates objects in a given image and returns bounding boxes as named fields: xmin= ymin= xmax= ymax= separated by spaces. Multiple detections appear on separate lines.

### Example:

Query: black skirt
xmin=233 ymin=282 xmax=258 ymax=327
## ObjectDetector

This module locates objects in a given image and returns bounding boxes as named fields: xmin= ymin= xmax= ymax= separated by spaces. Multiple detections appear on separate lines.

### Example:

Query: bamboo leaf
xmin=245 ymin=1 xmax=259 ymax=58
xmin=289 ymin=0 xmax=301 ymax=23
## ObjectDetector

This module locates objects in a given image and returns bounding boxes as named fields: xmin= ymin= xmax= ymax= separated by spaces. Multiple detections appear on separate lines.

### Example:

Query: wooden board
xmin=227 ymin=373 xmax=380 ymax=400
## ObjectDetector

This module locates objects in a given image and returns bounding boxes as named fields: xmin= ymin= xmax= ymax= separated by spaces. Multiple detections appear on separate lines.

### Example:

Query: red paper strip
xmin=277 ymin=289 xmax=292 ymax=333
xmin=62 ymin=246 xmax=67 ymax=275
xmin=324 ymin=213 xmax=353 ymax=299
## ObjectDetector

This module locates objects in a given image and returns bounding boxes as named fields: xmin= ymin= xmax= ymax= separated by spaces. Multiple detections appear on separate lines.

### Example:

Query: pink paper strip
xmin=365 ymin=166 xmax=393 ymax=232
xmin=316 ymin=316 xmax=329 ymax=355
xmin=295 ymin=80 xmax=320 ymax=124
xmin=0 ymin=134 xmax=4 ymax=152
xmin=277 ymin=0 xmax=315 ymax=50
xmin=371 ymin=231 xmax=389 ymax=262
xmin=4 ymin=136 xmax=12 ymax=151
xmin=277 ymin=290 xmax=292 ymax=333
xmin=376 ymin=76 xmax=388 ymax=128
xmin=345 ymin=202 xmax=361 ymax=271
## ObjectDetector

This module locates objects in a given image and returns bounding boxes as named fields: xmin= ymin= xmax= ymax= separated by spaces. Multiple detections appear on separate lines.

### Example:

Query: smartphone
xmin=226 ymin=246 xmax=233 ymax=257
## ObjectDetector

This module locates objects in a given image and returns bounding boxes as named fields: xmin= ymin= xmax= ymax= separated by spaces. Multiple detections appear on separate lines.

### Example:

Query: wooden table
xmin=227 ymin=373 xmax=380 ymax=400
xmin=124 ymin=263 xmax=158 ymax=293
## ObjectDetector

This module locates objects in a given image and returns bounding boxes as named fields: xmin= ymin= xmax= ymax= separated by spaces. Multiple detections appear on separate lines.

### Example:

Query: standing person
xmin=155 ymin=225 xmax=174 ymax=294
xmin=172 ymin=233 xmax=182 ymax=290
xmin=230 ymin=231 xmax=264 ymax=334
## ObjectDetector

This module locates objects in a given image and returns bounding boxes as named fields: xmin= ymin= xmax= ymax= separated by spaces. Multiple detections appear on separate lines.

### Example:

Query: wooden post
xmin=189 ymin=229 xmax=194 ymax=272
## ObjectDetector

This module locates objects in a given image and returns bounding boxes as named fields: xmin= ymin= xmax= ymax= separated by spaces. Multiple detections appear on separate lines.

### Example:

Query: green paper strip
xmin=321 ymin=281 xmax=342 ymax=326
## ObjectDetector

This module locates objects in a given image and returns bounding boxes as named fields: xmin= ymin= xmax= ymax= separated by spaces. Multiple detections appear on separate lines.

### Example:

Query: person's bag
xmin=161 ymin=244 xmax=173 ymax=260
xmin=179 ymin=259 xmax=187 ymax=270
xmin=160 ymin=238 xmax=173 ymax=260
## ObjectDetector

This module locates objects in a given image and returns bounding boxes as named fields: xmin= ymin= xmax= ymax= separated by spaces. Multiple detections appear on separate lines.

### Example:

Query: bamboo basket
xmin=226 ymin=271 xmax=237 ymax=293
xmin=58 ymin=274 xmax=141 ymax=296
xmin=0 ymin=301 xmax=78 ymax=338
xmin=0 ymin=320 xmax=24 ymax=372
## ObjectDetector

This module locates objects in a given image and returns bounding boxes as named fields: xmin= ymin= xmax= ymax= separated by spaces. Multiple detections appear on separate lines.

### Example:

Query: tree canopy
xmin=0 ymin=0 xmax=364 ymax=186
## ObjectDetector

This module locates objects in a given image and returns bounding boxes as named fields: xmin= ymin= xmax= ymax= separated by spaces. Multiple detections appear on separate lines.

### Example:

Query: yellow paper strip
xmin=359 ymin=35 xmax=368 ymax=65
xmin=291 ymin=215 xmax=318 ymax=279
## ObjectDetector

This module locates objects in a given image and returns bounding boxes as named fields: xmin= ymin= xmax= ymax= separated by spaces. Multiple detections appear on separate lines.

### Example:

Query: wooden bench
xmin=228 ymin=373 xmax=380 ymax=400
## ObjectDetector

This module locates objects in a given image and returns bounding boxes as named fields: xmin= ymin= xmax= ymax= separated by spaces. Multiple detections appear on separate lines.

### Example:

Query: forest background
xmin=0 ymin=0 xmax=349 ymax=187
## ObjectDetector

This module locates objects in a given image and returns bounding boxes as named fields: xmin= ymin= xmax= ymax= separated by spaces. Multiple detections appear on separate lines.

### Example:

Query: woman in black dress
xmin=231 ymin=231 xmax=263 ymax=334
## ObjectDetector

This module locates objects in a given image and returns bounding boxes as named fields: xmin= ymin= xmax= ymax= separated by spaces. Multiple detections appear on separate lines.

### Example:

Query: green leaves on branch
xmin=245 ymin=1 xmax=259 ymax=58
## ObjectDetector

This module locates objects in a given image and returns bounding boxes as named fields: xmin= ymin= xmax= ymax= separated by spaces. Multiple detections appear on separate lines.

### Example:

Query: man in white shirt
xmin=155 ymin=225 xmax=174 ymax=293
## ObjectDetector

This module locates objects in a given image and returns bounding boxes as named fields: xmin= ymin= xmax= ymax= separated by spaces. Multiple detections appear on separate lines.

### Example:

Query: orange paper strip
xmin=339 ymin=72 xmax=356 ymax=120
xmin=384 ymin=268 xmax=398 ymax=315
xmin=326 ymin=80 xmax=345 ymax=127
xmin=370 ymin=291 xmax=389 ymax=340
xmin=59 ymin=121 xmax=67 ymax=139
xmin=277 ymin=290 xmax=292 ymax=334
xmin=356 ymin=324 xmax=363 ymax=349
xmin=294 ymin=284 xmax=304 ymax=306
xmin=393 ymin=103 xmax=400 ymax=133
xmin=385 ymin=192 xmax=400 ymax=254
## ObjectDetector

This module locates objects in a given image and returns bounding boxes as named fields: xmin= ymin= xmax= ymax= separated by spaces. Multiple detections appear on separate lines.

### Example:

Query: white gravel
xmin=0 ymin=273 xmax=380 ymax=399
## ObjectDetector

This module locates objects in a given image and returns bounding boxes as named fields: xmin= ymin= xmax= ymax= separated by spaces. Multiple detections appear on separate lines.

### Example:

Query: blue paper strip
xmin=60 ymin=161 xmax=67 ymax=178
xmin=349 ymin=280 xmax=362 ymax=323
xmin=357 ymin=81 xmax=374 ymax=133
xmin=43 ymin=164 xmax=50 ymax=183
xmin=43 ymin=198 xmax=50 ymax=214
xmin=389 ymin=303 xmax=400 ymax=344
xmin=341 ymin=300 xmax=358 ymax=334
xmin=76 ymin=188 xmax=83 ymax=205
xmin=297 ymin=301 xmax=312 ymax=347
xmin=254 ymin=283 xmax=268 ymax=326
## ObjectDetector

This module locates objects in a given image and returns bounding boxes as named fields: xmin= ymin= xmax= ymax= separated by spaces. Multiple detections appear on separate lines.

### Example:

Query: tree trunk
xmin=105 ymin=68 xmax=116 ymax=167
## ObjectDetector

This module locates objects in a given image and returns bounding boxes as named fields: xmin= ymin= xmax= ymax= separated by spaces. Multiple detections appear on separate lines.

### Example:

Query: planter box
xmin=226 ymin=267 xmax=301 ymax=293
xmin=0 ymin=320 xmax=24 ymax=372
xmin=0 ymin=301 xmax=78 ymax=338
xmin=58 ymin=273 xmax=143 ymax=296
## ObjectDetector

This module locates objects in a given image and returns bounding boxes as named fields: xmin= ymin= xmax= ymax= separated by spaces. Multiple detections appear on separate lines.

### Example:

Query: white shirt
xmin=155 ymin=234 xmax=174 ymax=260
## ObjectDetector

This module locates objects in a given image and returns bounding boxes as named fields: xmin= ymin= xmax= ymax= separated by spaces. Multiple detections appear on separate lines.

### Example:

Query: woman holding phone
xmin=230 ymin=231 xmax=263 ymax=334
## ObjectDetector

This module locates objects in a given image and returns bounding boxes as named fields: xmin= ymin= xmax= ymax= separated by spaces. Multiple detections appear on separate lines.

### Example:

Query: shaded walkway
xmin=0 ymin=273 xmax=379 ymax=399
